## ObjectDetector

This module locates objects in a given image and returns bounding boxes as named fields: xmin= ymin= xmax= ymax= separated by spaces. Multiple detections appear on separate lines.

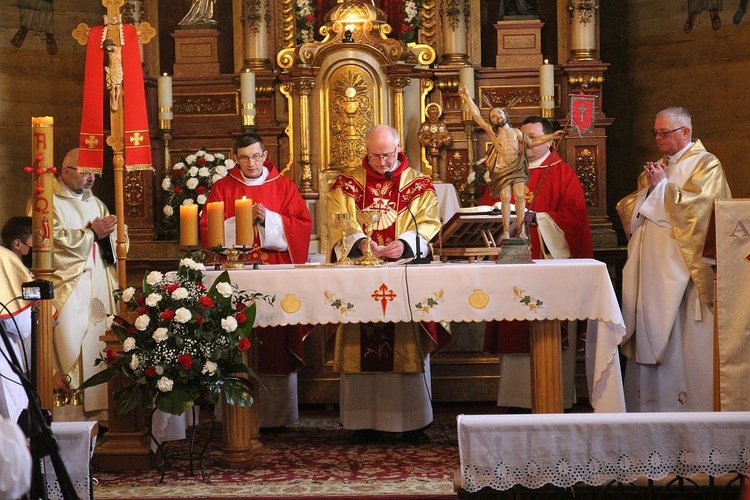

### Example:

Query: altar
xmin=205 ymin=258 xmax=627 ymax=413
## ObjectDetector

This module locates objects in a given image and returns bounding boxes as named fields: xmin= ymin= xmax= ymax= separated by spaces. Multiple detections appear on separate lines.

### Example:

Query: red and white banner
xmin=570 ymin=94 xmax=596 ymax=137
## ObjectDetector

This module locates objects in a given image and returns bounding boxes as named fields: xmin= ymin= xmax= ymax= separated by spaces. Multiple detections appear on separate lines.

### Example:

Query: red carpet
xmin=92 ymin=405 xmax=472 ymax=499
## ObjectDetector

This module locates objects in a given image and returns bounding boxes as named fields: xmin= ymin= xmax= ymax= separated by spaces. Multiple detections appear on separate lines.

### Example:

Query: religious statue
xmin=102 ymin=39 xmax=123 ymax=112
xmin=417 ymin=103 xmax=453 ymax=182
xmin=500 ymin=0 xmax=538 ymax=18
xmin=179 ymin=0 xmax=217 ymax=27
xmin=458 ymin=84 xmax=562 ymax=240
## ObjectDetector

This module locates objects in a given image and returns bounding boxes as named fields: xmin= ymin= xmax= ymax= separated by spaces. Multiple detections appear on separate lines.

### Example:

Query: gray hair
xmin=657 ymin=106 xmax=692 ymax=130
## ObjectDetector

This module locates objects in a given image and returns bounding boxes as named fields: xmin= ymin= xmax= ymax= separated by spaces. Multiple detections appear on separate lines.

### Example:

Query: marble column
xmin=243 ymin=0 xmax=272 ymax=70
xmin=440 ymin=0 xmax=470 ymax=66
xmin=568 ymin=0 xmax=598 ymax=61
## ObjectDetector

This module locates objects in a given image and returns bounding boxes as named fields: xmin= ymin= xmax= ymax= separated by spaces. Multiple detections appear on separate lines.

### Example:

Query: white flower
xmin=175 ymin=307 xmax=192 ymax=323
xmin=157 ymin=377 xmax=174 ymax=392
xmin=185 ymin=155 xmax=197 ymax=164
xmin=152 ymin=327 xmax=169 ymax=343
xmin=212 ymin=174 xmax=223 ymax=184
xmin=186 ymin=177 xmax=199 ymax=190
xmin=172 ymin=162 xmax=185 ymax=171
xmin=123 ymin=337 xmax=136 ymax=352
xmin=215 ymin=153 xmax=225 ymax=160
xmin=129 ymin=354 xmax=140 ymax=370
xmin=196 ymin=194 xmax=207 ymax=205
xmin=146 ymin=271 xmax=163 ymax=285
xmin=145 ymin=293 xmax=162 ymax=307
xmin=106 ymin=314 xmax=114 ymax=330
xmin=121 ymin=287 xmax=136 ymax=302
xmin=182 ymin=198 xmax=195 ymax=206
xmin=202 ymin=360 xmax=218 ymax=375
xmin=214 ymin=164 xmax=227 ymax=176
xmin=163 ymin=205 xmax=174 ymax=217
xmin=223 ymin=159 xmax=235 ymax=169
xmin=188 ymin=166 xmax=199 ymax=177
xmin=198 ymin=167 xmax=210 ymax=178
xmin=179 ymin=258 xmax=205 ymax=271
xmin=171 ymin=287 xmax=189 ymax=300
xmin=134 ymin=314 xmax=150 ymax=331
xmin=216 ymin=282 xmax=233 ymax=298
xmin=204 ymin=154 xmax=215 ymax=162
xmin=221 ymin=316 xmax=238 ymax=333
xmin=197 ymin=149 xmax=206 ymax=157
xmin=161 ymin=177 xmax=171 ymax=191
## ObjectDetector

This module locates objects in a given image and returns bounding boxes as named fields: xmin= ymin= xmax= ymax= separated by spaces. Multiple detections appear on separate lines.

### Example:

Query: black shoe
xmin=351 ymin=429 xmax=382 ymax=444
xmin=403 ymin=429 xmax=430 ymax=445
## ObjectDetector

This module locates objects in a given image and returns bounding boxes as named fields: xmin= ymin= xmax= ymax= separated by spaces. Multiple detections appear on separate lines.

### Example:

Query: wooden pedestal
xmin=172 ymin=29 xmax=220 ymax=78
xmin=494 ymin=19 xmax=544 ymax=69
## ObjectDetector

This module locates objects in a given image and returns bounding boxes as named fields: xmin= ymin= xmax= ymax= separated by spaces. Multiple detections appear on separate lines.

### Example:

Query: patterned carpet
xmin=92 ymin=406 xmax=468 ymax=499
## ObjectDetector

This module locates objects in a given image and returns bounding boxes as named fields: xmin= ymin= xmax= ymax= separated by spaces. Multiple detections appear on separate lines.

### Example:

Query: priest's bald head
xmin=60 ymin=148 xmax=97 ymax=194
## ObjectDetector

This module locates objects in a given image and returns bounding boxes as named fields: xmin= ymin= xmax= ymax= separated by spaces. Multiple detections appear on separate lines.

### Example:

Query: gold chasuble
xmin=328 ymin=154 xmax=447 ymax=374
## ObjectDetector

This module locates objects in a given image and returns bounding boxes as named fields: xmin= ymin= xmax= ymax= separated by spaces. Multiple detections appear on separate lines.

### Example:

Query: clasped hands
xmin=643 ymin=161 xmax=666 ymax=190
xmin=89 ymin=214 xmax=117 ymax=240
xmin=358 ymin=239 xmax=405 ymax=260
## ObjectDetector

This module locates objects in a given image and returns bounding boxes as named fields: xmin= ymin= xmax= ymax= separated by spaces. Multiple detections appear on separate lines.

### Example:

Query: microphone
xmin=385 ymin=171 xmax=423 ymax=263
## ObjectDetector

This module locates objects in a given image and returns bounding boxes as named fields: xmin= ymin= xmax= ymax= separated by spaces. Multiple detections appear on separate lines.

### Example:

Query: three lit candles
xmin=179 ymin=197 xmax=254 ymax=248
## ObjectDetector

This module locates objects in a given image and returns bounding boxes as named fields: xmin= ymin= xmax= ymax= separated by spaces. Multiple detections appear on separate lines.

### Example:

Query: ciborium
xmin=333 ymin=212 xmax=354 ymax=266
xmin=354 ymin=209 xmax=384 ymax=266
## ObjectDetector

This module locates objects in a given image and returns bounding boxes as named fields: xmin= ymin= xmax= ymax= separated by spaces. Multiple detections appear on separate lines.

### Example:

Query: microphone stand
xmin=0 ymin=305 xmax=78 ymax=500
xmin=385 ymin=171 xmax=425 ymax=263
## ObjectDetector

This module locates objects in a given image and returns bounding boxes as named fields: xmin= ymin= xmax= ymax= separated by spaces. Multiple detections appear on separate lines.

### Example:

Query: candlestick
xmin=539 ymin=59 xmax=555 ymax=119
xmin=206 ymin=201 xmax=225 ymax=248
xmin=179 ymin=204 xmax=199 ymax=246
xmin=235 ymin=197 xmax=254 ymax=247
xmin=30 ymin=115 xmax=54 ymax=269
xmin=158 ymin=73 xmax=173 ymax=129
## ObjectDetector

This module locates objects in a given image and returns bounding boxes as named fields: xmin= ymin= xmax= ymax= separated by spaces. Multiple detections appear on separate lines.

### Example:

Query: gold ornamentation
xmin=129 ymin=132 xmax=144 ymax=145
xmin=480 ymin=87 xmax=538 ymax=109
xmin=279 ymin=82 xmax=294 ymax=175
xmin=243 ymin=0 xmax=270 ymax=35
xmin=575 ymin=147 xmax=598 ymax=207
xmin=421 ymin=0 xmax=437 ymax=48
xmin=277 ymin=0 xmax=295 ymax=50
xmin=84 ymin=135 xmax=99 ymax=148
xmin=566 ymin=0 xmax=599 ymax=25
xmin=124 ymin=170 xmax=144 ymax=217
xmin=329 ymin=68 xmax=371 ymax=169
xmin=174 ymin=94 xmax=237 ymax=116
xmin=468 ymin=289 xmax=489 ymax=309
xmin=280 ymin=293 xmax=302 ymax=314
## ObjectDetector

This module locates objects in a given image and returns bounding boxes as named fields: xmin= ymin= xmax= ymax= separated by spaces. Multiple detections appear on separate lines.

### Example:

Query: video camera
xmin=21 ymin=279 xmax=54 ymax=300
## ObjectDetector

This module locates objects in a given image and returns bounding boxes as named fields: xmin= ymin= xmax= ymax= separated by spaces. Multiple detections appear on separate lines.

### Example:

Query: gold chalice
xmin=333 ymin=212 xmax=354 ymax=265
xmin=354 ymin=209 xmax=384 ymax=266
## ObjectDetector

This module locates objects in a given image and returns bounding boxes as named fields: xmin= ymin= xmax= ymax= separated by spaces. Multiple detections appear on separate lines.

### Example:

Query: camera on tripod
xmin=21 ymin=279 xmax=54 ymax=300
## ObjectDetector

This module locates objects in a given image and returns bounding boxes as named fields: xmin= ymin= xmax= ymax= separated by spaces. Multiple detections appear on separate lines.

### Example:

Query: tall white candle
xmin=240 ymin=70 xmax=256 ymax=117
xmin=158 ymin=73 xmax=173 ymax=120
xmin=539 ymin=59 xmax=555 ymax=117
xmin=459 ymin=66 xmax=475 ymax=99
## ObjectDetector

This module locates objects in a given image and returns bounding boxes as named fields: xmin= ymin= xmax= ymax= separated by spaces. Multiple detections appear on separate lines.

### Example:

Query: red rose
xmin=172 ymin=169 xmax=184 ymax=178
xmin=145 ymin=366 xmax=156 ymax=378
xmin=135 ymin=296 xmax=145 ymax=306
xmin=401 ymin=25 xmax=411 ymax=33
xmin=305 ymin=13 xmax=314 ymax=21
xmin=197 ymin=157 xmax=206 ymax=166
xmin=137 ymin=306 xmax=148 ymax=315
xmin=177 ymin=353 xmax=193 ymax=370
xmin=127 ymin=326 xmax=136 ymax=335
xmin=199 ymin=296 xmax=215 ymax=308
xmin=235 ymin=302 xmax=246 ymax=311
xmin=166 ymin=283 xmax=179 ymax=294
xmin=196 ymin=185 xmax=206 ymax=194
xmin=106 ymin=349 xmax=118 ymax=362
xmin=195 ymin=315 xmax=204 ymax=325
xmin=160 ymin=309 xmax=175 ymax=321
xmin=238 ymin=337 xmax=251 ymax=352
xmin=173 ymin=186 xmax=183 ymax=194
xmin=235 ymin=311 xmax=247 ymax=323
xmin=113 ymin=316 xmax=124 ymax=326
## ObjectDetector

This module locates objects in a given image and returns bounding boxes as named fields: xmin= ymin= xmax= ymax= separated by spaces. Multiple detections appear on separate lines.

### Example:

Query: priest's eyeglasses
xmin=237 ymin=152 xmax=266 ymax=163
xmin=367 ymin=148 xmax=398 ymax=162
xmin=652 ymin=127 xmax=685 ymax=139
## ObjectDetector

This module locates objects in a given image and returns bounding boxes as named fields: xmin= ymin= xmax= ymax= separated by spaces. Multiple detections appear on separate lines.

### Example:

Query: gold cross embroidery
xmin=85 ymin=135 xmax=99 ymax=148
xmin=129 ymin=132 xmax=144 ymax=146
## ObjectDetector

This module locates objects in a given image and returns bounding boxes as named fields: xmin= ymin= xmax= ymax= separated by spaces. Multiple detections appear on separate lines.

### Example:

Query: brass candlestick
xmin=333 ymin=212 xmax=354 ymax=266
xmin=354 ymin=210 xmax=384 ymax=266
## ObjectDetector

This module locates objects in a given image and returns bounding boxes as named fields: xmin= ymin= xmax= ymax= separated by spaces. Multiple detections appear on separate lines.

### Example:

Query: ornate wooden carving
xmin=174 ymin=93 xmax=238 ymax=116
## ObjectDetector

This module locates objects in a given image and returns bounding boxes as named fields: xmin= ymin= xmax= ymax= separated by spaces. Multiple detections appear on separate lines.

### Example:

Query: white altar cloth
xmin=47 ymin=421 xmax=97 ymax=500
xmin=457 ymin=412 xmax=750 ymax=492
xmin=206 ymin=258 xmax=626 ymax=412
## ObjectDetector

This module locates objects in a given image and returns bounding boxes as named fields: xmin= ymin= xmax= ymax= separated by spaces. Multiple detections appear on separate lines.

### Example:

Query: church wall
xmin=601 ymin=0 xmax=750 ymax=243
xmin=0 ymin=1 xmax=104 ymax=222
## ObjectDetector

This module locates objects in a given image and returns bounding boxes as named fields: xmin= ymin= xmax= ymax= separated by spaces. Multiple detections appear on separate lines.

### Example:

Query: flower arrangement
xmin=401 ymin=0 xmax=422 ymax=43
xmin=159 ymin=149 xmax=234 ymax=239
xmin=295 ymin=0 xmax=317 ymax=44
xmin=81 ymin=253 xmax=274 ymax=416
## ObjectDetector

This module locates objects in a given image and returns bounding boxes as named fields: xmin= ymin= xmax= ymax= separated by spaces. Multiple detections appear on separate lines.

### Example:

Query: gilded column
xmin=387 ymin=74 xmax=411 ymax=143
xmin=296 ymin=78 xmax=315 ymax=193
xmin=243 ymin=0 xmax=272 ymax=70
xmin=440 ymin=0 xmax=470 ymax=66
xmin=567 ymin=0 xmax=598 ymax=61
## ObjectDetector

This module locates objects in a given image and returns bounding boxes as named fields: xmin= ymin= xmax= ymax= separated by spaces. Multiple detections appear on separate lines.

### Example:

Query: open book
xmin=456 ymin=202 xmax=516 ymax=215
